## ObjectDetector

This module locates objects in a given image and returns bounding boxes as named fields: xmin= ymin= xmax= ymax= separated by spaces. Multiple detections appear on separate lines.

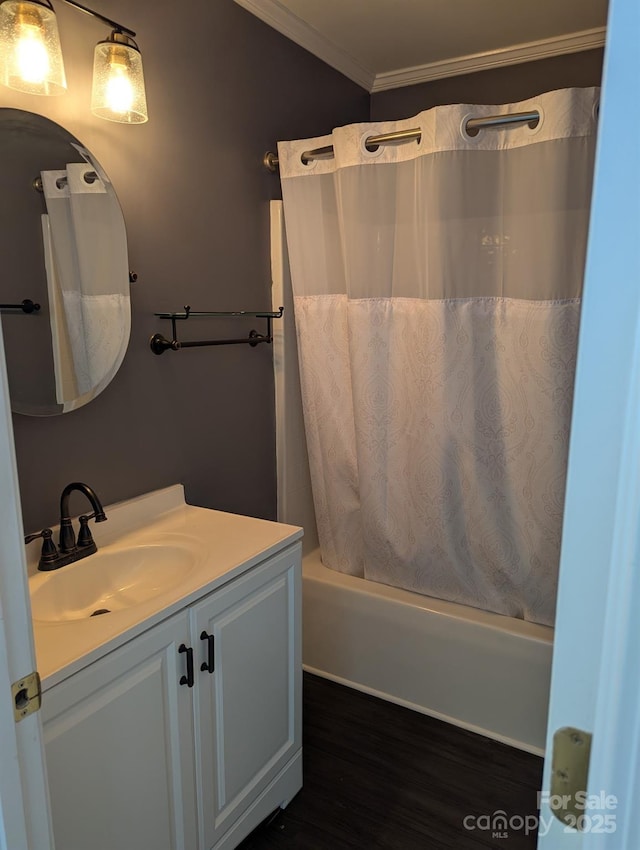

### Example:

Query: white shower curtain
xmin=279 ymin=87 xmax=598 ymax=626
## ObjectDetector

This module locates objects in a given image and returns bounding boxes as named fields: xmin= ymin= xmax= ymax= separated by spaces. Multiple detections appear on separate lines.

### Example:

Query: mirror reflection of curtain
xmin=41 ymin=210 xmax=79 ymax=408
xmin=40 ymin=163 xmax=130 ymax=407
xmin=279 ymin=87 xmax=599 ymax=627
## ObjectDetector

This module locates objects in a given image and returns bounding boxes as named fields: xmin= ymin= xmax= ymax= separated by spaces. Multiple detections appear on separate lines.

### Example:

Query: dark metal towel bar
xmin=150 ymin=306 xmax=284 ymax=355
xmin=0 ymin=299 xmax=41 ymax=314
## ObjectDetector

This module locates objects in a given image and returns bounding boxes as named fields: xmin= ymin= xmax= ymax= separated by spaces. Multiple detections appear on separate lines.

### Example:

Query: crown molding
xmin=233 ymin=1 xmax=606 ymax=95
xmin=233 ymin=0 xmax=375 ymax=91
xmin=371 ymin=27 xmax=607 ymax=92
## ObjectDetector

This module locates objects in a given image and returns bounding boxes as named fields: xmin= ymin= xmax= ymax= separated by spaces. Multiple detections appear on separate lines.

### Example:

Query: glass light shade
xmin=0 ymin=0 xmax=66 ymax=95
xmin=91 ymin=33 xmax=148 ymax=124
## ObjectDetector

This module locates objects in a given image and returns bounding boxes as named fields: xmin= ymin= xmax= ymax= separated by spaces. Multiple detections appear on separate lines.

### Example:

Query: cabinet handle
xmin=200 ymin=630 xmax=215 ymax=673
xmin=179 ymin=644 xmax=194 ymax=687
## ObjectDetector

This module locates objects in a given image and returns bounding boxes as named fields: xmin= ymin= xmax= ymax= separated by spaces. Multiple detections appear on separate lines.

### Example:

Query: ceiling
xmin=234 ymin=0 xmax=608 ymax=92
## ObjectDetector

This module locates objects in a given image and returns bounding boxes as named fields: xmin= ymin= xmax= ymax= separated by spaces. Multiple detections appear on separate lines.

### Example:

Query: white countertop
xmin=27 ymin=485 xmax=302 ymax=690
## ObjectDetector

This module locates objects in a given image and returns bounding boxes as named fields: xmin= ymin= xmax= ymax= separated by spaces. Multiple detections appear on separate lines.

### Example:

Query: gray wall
xmin=3 ymin=0 xmax=368 ymax=533
xmin=371 ymin=49 xmax=604 ymax=120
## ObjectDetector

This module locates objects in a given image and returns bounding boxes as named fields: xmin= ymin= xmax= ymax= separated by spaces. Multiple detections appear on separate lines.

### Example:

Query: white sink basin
xmin=30 ymin=544 xmax=197 ymax=622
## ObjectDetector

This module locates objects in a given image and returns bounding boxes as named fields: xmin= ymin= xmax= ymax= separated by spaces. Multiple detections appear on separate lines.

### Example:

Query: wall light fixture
xmin=0 ymin=0 xmax=148 ymax=123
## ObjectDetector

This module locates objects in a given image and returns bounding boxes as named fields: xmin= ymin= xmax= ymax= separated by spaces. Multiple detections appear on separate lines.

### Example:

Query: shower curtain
xmin=279 ymin=88 xmax=598 ymax=626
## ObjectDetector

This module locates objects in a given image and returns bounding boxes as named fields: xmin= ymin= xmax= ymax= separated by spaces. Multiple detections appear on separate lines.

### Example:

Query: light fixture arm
xmin=58 ymin=0 xmax=135 ymax=38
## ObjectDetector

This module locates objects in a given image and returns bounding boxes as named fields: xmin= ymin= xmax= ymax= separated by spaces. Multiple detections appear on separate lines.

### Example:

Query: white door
xmin=538 ymin=0 xmax=640 ymax=846
xmin=0 ymin=321 xmax=54 ymax=848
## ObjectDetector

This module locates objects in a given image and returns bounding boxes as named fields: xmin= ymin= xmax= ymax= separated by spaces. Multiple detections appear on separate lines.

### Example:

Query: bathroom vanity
xmin=27 ymin=486 xmax=303 ymax=850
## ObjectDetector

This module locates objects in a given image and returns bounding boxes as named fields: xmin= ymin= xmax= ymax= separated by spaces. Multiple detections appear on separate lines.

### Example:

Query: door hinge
xmin=550 ymin=726 xmax=593 ymax=828
xmin=12 ymin=671 xmax=42 ymax=722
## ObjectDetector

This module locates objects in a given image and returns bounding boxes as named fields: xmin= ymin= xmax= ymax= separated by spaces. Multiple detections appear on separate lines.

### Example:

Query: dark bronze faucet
xmin=25 ymin=482 xmax=108 ymax=571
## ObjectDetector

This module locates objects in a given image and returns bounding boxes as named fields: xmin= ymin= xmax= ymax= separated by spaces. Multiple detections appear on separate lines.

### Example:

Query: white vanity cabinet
xmin=41 ymin=542 xmax=302 ymax=850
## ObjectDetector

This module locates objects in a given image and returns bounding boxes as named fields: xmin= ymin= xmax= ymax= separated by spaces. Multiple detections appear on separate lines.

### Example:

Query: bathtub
xmin=302 ymin=549 xmax=553 ymax=755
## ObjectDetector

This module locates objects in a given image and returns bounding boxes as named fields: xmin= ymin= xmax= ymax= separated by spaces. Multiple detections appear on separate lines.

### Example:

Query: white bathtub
xmin=302 ymin=549 xmax=553 ymax=755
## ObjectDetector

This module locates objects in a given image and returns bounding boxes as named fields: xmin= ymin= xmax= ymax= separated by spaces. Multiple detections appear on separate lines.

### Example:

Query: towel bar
xmin=149 ymin=306 xmax=284 ymax=355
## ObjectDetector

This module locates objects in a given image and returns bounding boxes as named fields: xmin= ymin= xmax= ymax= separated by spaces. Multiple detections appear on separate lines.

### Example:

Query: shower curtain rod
xmin=263 ymin=109 xmax=540 ymax=172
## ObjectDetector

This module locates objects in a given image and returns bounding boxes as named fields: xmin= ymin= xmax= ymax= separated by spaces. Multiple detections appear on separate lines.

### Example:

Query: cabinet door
xmin=42 ymin=612 xmax=198 ymax=850
xmin=192 ymin=544 xmax=302 ymax=849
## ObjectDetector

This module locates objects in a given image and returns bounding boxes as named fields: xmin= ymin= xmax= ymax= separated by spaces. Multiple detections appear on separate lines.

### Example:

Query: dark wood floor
xmin=239 ymin=673 xmax=544 ymax=850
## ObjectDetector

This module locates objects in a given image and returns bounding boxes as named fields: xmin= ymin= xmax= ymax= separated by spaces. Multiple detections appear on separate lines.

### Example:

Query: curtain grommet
xmin=460 ymin=113 xmax=483 ymax=143
xmin=300 ymin=152 xmax=318 ymax=170
xmin=523 ymin=104 xmax=544 ymax=136
xmin=360 ymin=131 xmax=385 ymax=159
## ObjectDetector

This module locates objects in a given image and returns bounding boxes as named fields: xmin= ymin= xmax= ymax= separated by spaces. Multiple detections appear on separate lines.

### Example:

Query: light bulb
xmin=15 ymin=22 xmax=49 ymax=83
xmin=105 ymin=67 xmax=133 ymax=114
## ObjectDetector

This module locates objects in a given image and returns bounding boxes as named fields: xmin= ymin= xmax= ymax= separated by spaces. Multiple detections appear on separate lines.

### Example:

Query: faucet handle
xmin=24 ymin=528 xmax=58 ymax=567
xmin=77 ymin=514 xmax=96 ymax=548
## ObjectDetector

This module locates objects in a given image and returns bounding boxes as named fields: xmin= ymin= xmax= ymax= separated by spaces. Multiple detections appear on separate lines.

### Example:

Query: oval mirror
xmin=0 ymin=109 xmax=131 ymax=416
